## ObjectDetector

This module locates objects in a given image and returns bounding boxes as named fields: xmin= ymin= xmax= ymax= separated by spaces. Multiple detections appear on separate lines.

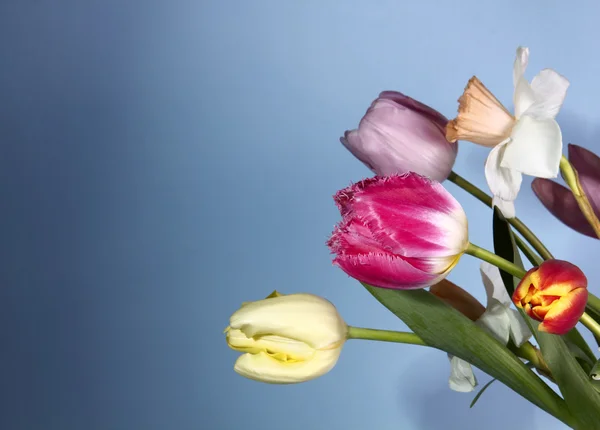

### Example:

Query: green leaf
xmin=493 ymin=208 xmax=600 ymax=429
xmin=470 ymin=378 xmax=497 ymax=408
xmin=364 ymin=285 xmax=573 ymax=426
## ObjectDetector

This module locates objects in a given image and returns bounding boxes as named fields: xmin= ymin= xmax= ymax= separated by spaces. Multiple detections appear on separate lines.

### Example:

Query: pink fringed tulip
xmin=341 ymin=91 xmax=458 ymax=182
xmin=532 ymin=144 xmax=600 ymax=239
xmin=512 ymin=259 xmax=588 ymax=335
xmin=327 ymin=173 xmax=469 ymax=289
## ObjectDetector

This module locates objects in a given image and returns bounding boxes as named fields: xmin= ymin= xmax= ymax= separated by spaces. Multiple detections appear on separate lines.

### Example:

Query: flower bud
xmin=532 ymin=144 xmax=600 ymax=239
xmin=512 ymin=260 xmax=588 ymax=335
xmin=225 ymin=291 xmax=347 ymax=384
xmin=341 ymin=91 xmax=458 ymax=182
xmin=327 ymin=173 xmax=469 ymax=289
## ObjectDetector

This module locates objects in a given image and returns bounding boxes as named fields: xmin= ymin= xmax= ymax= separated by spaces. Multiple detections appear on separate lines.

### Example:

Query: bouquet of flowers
xmin=223 ymin=47 xmax=600 ymax=429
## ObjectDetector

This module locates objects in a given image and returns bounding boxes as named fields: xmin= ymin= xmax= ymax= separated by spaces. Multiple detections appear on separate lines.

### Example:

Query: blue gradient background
xmin=2 ymin=1 xmax=600 ymax=429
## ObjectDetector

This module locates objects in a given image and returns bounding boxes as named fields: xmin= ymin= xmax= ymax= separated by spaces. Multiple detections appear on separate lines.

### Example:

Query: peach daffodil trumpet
xmin=512 ymin=259 xmax=588 ymax=335
xmin=225 ymin=291 xmax=347 ymax=384
xmin=447 ymin=47 xmax=569 ymax=218
xmin=327 ymin=173 xmax=469 ymax=289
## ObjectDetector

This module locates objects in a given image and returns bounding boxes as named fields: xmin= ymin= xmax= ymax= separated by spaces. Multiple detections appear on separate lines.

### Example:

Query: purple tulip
xmin=341 ymin=91 xmax=458 ymax=182
xmin=532 ymin=144 xmax=600 ymax=239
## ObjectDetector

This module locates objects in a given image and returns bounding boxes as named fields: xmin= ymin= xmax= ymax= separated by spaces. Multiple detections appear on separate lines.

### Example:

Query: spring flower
xmin=327 ymin=173 xmax=468 ymax=289
xmin=341 ymin=91 xmax=458 ymax=182
xmin=513 ymin=259 xmax=588 ymax=335
xmin=431 ymin=263 xmax=532 ymax=392
xmin=532 ymin=144 xmax=600 ymax=239
xmin=225 ymin=291 xmax=347 ymax=384
xmin=446 ymin=47 xmax=569 ymax=218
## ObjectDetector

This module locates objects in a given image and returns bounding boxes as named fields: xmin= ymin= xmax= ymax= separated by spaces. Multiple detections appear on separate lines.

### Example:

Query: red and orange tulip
xmin=512 ymin=259 xmax=588 ymax=335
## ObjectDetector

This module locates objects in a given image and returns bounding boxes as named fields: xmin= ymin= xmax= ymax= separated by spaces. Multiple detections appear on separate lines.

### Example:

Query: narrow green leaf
xmin=470 ymin=378 xmax=497 ymax=408
xmin=493 ymin=208 xmax=600 ymax=429
xmin=364 ymin=285 xmax=573 ymax=426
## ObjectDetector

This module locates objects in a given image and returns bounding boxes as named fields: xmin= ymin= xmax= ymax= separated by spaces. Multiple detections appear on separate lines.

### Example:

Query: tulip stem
xmin=466 ymin=242 xmax=527 ymax=279
xmin=448 ymin=171 xmax=554 ymax=261
xmin=559 ymin=156 xmax=600 ymax=239
xmin=580 ymin=312 xmax=600 ymax=340
xmin=587 ymin=294 xmax=600 ymax=316
xmin=347 ymin=326 xmax=428 ymax=346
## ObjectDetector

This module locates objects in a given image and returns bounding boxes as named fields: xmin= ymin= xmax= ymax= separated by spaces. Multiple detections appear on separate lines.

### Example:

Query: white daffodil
xmin=225 ymin=291 xmax=347 ymax=384
xmin=446 ymin=47 xmax=569 ymax=218
xmin=448 ymin=262 xmax=532 ymax=392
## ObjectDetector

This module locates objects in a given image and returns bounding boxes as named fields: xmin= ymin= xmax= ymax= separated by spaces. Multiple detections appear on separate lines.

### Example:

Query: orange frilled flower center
xmin=518 ymin=283 xmax=562 ymax=320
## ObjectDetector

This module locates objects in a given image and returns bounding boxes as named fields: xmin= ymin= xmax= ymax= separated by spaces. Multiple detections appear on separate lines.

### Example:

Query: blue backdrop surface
xmin=2 ymin=1 xmax=600 ymax=429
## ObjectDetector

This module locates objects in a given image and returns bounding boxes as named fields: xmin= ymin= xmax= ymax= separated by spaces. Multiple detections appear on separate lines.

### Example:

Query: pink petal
xmin=378 ymin=91 xmax=449 ymax=129
xmin=332 ymin=252 xmax=440 ymax=290
xmin=532 ymin=178 xmax=598 ymax=238
xmin=341 ymin=94 xmax=457 ymax=182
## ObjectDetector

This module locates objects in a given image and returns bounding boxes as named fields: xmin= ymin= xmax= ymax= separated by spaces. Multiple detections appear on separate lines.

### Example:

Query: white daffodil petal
xmin=513 ymin=47 xmax=529 ymax=87
xmin=234 ymin=348 xmax=343 ymax=384
xmin=507 ymin=309 xmax=533 ymax=347
xmin=501 ymin=115 xmax=562 ymax=178
xmin=476 ymin=303 xmax=511 ymax=345
xmin=485 ymin=141 xmax=523 ymax=218
xmin=527 ymin=69 xmax=570 ymax=120
xmin=448 ymin=355 xmax=477 ymax=392
xmin=479 ymin=262 xmax=512 ymax=307
xmin=513 ymin=47 xmax=535 ymax=118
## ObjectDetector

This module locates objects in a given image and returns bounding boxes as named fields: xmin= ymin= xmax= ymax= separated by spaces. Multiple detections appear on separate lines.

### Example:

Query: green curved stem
xmin=560 ymin=156 xmax=600 ymax=239
xmin=347 ymin=326 xmax=428 ymax=346
xmin=580 ymin=313 xmax=600 ymax=340
xmin=448 ymin=171 xmax=554 ymax=260
xmin=466 ymin=242 xmax=527 ymax=278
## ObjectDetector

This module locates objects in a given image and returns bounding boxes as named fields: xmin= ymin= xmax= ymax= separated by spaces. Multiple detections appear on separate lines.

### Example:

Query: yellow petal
xmin=233 ymin=347 xmax=343 ymax=384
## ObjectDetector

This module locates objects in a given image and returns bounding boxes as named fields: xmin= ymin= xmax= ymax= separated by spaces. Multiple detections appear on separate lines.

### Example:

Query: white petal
xmin=513 ymin=47 xmax=535 ymax=118
xmin=480 ymin=262 xmax=512 ymax=306
xmin=526 ymin=69 xmax=569 ymax=120
xmin=229 ymin=294 xmax=347 ymax=349
xmin=448 ymin=355 xmax=477 ymax=392
xmin=507 ymin=309 xmax=533 ymax=347
xmin=513 ymin=47 xmax=529 ymax=87
xmin=485 ymin=140 xmax=523 ymax=218
xmin=234 ymin=347 xmax=342 ymax=384
xmin=476 ymin=302 xmax=511 ymax=345
xmin=501 ymin=115 xmax=562 ymax=178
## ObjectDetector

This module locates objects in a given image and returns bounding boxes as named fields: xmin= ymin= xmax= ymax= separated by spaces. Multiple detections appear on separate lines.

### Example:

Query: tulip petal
xmin=227 ymin=329 xmax=316 ymax=361
xmin=539 ymin=288 xmax=588 ymax=335
xmin=484 ymin=141 xmax=522 ymax=218
xmin=448 ymin=355 xmax=477 ymax=392
xmin=568 ymin=144 xmax=600 ymax=214
xmin=333 ymin=252 xmax=455 ymax=290
xmin=335 ymin=174 xmax=468 ymax=258
xmin=234 ymin=348 xmax=342 ymax=384
xmin=532 ymin=178 xmax=598 ymax=238
xmin=429 ymin=279 xmax=486 ymax=321
xmin=501 ymin=115 xmax=562 ymax=178
xmin=526 ymin=69 xmax=569 ymax=120
xmin=378 ymin=91 xmax=449 ymax=129
xmin=229 ymin=294 xmax=347 ymax=350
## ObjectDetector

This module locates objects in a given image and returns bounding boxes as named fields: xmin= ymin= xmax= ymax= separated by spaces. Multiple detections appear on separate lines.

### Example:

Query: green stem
xmin=448 ymin=171 xmax=554 ymax=260
xmin=588 ymin=294 xmax=600 ymax=316
xmin=580 ymin=312 xmax=600 ymax=340
xmin=346 ymin=326 xmax=428 ymax=346
xmin=513 ymin=342 xmax=553 ymax=381
xmin=466 ymin=242 xmax=527 ymax=278
xmin=560 ymin=156 xmax=600 ymax=239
